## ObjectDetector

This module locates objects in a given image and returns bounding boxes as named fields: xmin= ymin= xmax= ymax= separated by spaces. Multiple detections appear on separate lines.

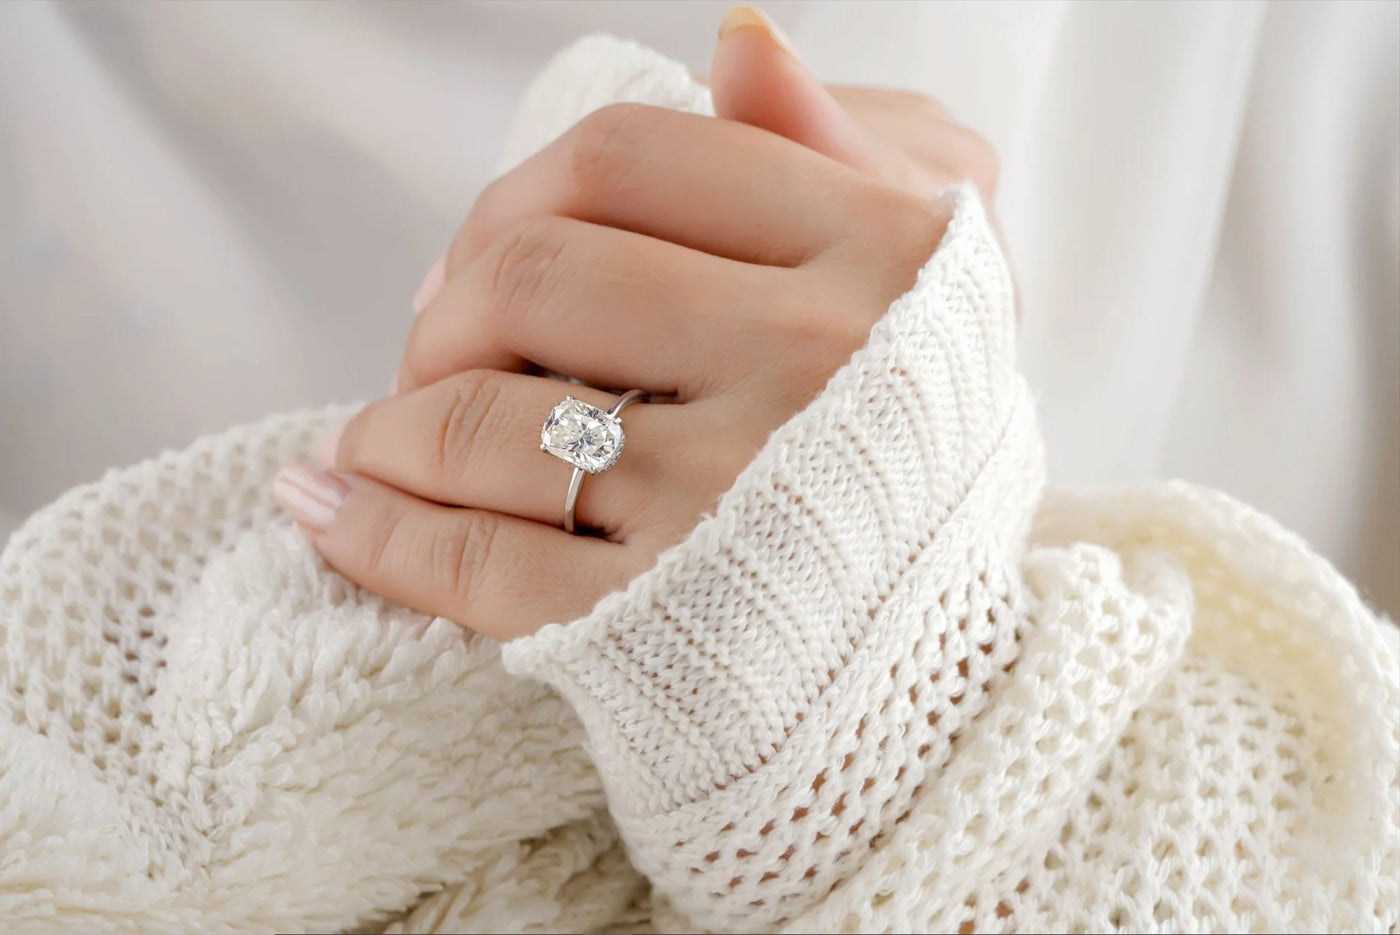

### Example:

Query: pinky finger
xmin=271 ymin=466 xmax=636 ymax=640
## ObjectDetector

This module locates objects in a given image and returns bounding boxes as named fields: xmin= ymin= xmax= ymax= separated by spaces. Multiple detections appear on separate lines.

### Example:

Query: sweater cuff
xmin=501 ymin=186 xmax=1036 ymax=818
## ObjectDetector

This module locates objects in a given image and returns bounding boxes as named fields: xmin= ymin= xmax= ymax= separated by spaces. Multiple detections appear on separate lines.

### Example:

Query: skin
xmin=274 ymin=13 xmax=1000 ymax=639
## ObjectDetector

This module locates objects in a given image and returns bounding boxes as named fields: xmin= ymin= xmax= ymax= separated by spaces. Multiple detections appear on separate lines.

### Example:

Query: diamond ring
xmin=540 ymin=389 xmax=648 ymax=534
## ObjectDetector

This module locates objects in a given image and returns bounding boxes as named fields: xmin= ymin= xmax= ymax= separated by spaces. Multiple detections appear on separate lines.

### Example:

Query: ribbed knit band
xmin=503 ymin=185 xmax=1041 ymax=929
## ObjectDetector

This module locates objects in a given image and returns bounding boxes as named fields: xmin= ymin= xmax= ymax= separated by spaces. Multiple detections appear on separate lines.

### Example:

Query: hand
xmin=273 ymin=12 xmax=999 ymax=639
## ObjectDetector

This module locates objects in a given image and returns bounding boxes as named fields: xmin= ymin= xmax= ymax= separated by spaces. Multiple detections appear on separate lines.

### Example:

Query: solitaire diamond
xmin=540 ymin=396 xmax=626 ymax=474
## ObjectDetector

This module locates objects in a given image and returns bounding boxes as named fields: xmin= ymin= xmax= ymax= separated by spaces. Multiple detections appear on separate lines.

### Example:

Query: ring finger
xmin=325 ymin=370 xmax=689 ymax=536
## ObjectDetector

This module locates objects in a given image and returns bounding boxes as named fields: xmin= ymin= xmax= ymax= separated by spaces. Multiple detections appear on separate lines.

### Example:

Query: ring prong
xmin=541 ymin=389 xmax=648 ymax=533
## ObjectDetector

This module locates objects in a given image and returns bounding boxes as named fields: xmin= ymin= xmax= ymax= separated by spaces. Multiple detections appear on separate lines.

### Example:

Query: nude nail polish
xmin=718 ymin=5 xmax=803 ymax=63
xmin=272 ymin=466 xmax=348 ymax=533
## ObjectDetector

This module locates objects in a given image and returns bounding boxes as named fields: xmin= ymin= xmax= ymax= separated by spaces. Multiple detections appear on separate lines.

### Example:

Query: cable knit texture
xmin=1 ymin=36 xmax=1396 ymax=935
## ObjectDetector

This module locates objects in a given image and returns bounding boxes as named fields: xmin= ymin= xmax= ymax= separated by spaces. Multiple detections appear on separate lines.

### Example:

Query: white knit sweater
xmin=1 ymin=37 xmax=1396 ymax=935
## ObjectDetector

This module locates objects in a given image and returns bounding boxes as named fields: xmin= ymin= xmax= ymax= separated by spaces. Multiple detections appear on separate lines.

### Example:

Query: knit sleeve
xmin=498 ymin=36 xmax=1400 ymax=935
xmin=501 ymin=140 xmax=1040 ymax=935
xmin=490 ymin=37 xmax=1026 ymax=930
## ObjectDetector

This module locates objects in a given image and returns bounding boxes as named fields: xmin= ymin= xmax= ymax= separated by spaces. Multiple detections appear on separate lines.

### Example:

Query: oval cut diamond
xmin=540 ymin=396 xmax=626 ymax=474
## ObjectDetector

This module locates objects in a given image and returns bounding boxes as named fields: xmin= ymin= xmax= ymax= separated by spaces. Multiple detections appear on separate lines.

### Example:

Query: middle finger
xmin=449 ymin=102 xmax=879 ymax=274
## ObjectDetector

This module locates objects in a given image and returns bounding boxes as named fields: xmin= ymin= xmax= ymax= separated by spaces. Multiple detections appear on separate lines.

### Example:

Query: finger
xmin=693 ymin=75 xmax=951 ymax=123
xmin=710 ymin=8 xmax=924 ymax=192
xmin=449 ymin=102 xmax=875 ymax=274
xmin=272 ymin=466 xmax=634 ymax=638
xmin=328 ymin=371 xmax=684 ymax=535
xmin=711 ymin=7 xmax=886 ymax=174
xmin=401 ymin=216 xmax=806 ymax=398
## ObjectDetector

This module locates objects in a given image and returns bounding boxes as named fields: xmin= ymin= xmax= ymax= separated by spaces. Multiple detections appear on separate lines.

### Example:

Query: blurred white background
xmin=2 ymin=0 xmax=1397 ymax=614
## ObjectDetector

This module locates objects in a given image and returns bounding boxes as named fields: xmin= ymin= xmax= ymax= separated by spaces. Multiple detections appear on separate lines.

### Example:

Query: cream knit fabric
xmin=1 ymin=37 xmax=1396 ymax=935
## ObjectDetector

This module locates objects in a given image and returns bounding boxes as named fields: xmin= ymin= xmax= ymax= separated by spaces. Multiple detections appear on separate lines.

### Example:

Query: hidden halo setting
xmin=540 ymin=389 xmax=648 ymax=533
xmin=540 ymin=396 xmax=627 ymax=475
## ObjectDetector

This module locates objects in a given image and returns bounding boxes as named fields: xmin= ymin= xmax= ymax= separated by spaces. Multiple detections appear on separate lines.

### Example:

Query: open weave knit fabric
xmin=2 ymin=36 xmax=1397 ymax=935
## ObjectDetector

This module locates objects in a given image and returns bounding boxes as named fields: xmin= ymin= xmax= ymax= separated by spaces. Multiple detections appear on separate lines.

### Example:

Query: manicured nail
xmin=413 ymin=254 xmax=446 ymax=314
xmin=317 ymin=420 xmax=345 ymax=469
xmin=272 ymin=466 xmax=348 ymax=533
xmin=719 ymin=5 xmax=802 ymax=63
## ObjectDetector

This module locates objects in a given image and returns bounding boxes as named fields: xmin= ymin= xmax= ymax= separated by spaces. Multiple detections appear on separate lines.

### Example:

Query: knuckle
xmin=334 ymin=411 xmax=365 ymax=469
xmin=360 ymin=499 xmax=409 ymax=582
xmin=880 ymin=189 xmax=952 ymax=271
xmin=435 ymin=369 xmax=507 ymax=478
xmin=567 ymin=102 xmax=654 ymax=202
xmin=399 ymin=317 xmax=434 ymax=391
xmin=428 ymin=510 xmax=501 ymax=606
xmin=452 ymin=174 xmax=508 ymax=268
xmin=484 ymin=217 xmax=570 ymax=332
xmin=336 ymin=402 xmax=381 ymax=472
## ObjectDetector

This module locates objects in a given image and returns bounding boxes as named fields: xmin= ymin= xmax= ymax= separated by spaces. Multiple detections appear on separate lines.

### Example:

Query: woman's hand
xmin=273 ymin=15 xmax=998 ymax=639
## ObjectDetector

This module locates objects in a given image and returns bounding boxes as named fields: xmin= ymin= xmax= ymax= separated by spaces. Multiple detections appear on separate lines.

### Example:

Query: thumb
xmin=710 ymin=6 xmax=889 ymax=180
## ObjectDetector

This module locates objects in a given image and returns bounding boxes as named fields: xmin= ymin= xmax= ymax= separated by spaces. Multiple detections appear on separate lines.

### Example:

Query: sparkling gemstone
xmin=540 ymin=396 xmax=626 ymax=474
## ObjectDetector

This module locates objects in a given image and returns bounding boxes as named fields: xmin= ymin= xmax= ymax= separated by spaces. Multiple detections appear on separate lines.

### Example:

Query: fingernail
xmin=719 ymin=5 xmax=803 ymax=63
xmin=412 ymin=254 xmax=446 ymax=314
xmin=272 ymin=466 xmax=348 ymax=533
xmin=317 ymin=420 xmax=345 ymax=469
